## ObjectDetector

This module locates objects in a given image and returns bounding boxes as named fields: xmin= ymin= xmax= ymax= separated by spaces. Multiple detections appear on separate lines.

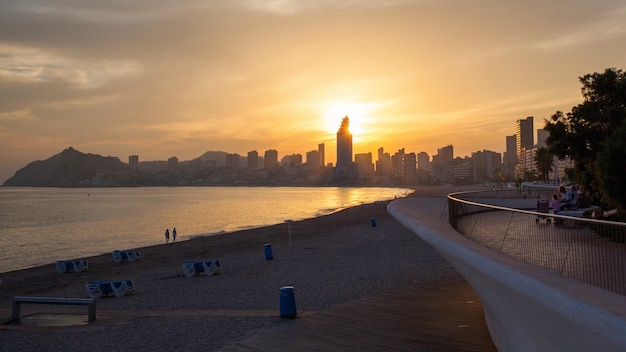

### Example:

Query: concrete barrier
xmin=388 ymin=198 xmax=626 ymax=352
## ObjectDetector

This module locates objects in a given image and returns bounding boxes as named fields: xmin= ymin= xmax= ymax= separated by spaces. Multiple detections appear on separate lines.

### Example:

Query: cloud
xmin=0 ymin=109 xmax=35 ymax=122
xmin=46 ymin=95 xmax=120 ymax=109
xmin=533 ymin=6 xmax=626 ymax=51
xmin=239 ymin=0 xmax=435 ymax=15
xmin=5 ymin=1 xmax=198 ymax=24
xmin=458 ymin=4 xmax=626 ymax=64
xmin=0 ymin=44 xmax=143 ymax=89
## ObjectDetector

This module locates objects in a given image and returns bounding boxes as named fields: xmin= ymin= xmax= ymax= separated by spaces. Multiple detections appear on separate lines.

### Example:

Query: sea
xmin=0 ymin=186 xmax=410 ymax=273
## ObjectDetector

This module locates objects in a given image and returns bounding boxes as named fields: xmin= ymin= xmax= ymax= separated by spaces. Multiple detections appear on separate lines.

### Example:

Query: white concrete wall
xmin=388 ymin=198 xmax=626 ymax=352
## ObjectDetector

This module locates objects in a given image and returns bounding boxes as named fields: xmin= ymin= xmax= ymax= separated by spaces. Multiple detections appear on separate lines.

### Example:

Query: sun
xmin=321 ymin=101 xmax=371 ymax=138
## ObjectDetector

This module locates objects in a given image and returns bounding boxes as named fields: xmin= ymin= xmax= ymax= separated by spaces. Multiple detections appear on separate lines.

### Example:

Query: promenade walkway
xmin=390 ymin=196 xmax=626 ymax=351
xmin=220 ymin=278 xmax=496 ymax=352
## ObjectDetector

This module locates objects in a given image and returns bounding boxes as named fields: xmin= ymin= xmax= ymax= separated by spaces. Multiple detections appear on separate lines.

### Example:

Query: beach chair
xmin=56 ymin=259 xmax=88 ymax=273
xmin=112 ymin=250 xmax=142 ymax=263
xmin=182 ymin=260 xmax=221 ymax=277
xmin=85 ymin=279 xmax=136 ymax=299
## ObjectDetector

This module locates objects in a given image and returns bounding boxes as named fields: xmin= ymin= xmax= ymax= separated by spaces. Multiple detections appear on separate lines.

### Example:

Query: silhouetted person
xmin=172 ymin=228 xmax=177 ymax=242
xmin=165 ymin=228 xmax=170 ymax=243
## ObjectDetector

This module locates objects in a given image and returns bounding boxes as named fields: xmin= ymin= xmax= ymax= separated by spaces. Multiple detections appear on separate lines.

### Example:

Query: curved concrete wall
xmin=388 ymin=198 xmax=626 ymax=352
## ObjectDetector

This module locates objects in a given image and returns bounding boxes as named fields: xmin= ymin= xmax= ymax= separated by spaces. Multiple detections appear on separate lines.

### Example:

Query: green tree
xmin=534 ymin=147 xmax=553 ymax=182
xmin=544 ymin=68 xmax=626 ymax=210
xmin=596 ymin=120 xmax=626 ymax=211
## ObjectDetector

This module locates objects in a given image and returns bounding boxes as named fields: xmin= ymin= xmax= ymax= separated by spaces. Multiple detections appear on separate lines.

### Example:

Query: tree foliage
xmin=534 ymin=147 xmax=553 ymax=182
xmin=596 ymin=120 xmax=626 ymax=211
xmin=544 ymin=68 xmax=626 ymax=211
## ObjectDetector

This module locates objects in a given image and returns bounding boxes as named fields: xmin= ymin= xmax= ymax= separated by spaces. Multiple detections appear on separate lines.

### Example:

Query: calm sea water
xmin=0 ymin=186 xmax=409 ymax=273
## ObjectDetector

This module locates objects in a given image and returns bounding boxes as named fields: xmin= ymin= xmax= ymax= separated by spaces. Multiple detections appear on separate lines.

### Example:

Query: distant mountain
xmin=2 ymin=148 xmax=237 ymax=187
xmin=3 ymin=147 xmax=127 ymax=187
xmin=195 ymin=151 xmax=229 ymax=166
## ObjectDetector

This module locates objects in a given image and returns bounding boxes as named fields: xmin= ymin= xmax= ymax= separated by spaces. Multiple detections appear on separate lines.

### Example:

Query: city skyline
xmin=1 ymin=1 xmax=625 ymax=183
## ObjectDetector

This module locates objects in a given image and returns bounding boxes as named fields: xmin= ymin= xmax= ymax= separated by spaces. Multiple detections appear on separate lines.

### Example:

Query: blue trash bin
xmin=370 ymin=218 xmax=377 ymax=227
xmin=280 ymin=285 xmax=297 ymax=319
xmin=264 ymin=243 xmax=273 ymax=260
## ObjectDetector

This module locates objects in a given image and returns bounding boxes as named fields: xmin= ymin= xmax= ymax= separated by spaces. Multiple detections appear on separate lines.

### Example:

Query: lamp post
xmin=285 ymin=220 xmax=293 ymax=246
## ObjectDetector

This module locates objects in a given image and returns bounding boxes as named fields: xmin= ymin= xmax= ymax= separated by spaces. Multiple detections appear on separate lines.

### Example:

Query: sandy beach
xmin=0 ymin=187 xmax=492 ymax=351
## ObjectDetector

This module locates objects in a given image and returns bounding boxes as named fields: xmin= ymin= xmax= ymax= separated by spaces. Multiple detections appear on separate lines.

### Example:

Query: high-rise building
xmin=471 ymin=150 xmax=502 ymax=182
xmin=264 ymin=149 xmax=279 ymax=170
xmin=391 ymin=148 xmax=405 ymax=175
xmin=336 ymin=116 xmax=353 ymax=169
xmin=536 ymin=128 xmax=549 ymax=148
xmin=432 ymin=145 xmax=453 ymax=164
xmin=281 ymin=154 xmax=302 ymax=167
xmin=376 ymin=147 xmax=391 ymax=176
xmin=504 ymin=134 xmax=517 ymax=178
xmin=318 ymin=143 xmax=325 ymax=167
xmin=306 ymin=150 xmax=321 ymax=168
xmin=354 ymin=152 xmax=374 ymax=176
xmin=225 ymin=153 xmax=240 ymax=168
xmin=417 ymin=152 xmax=430 ymax=171
xmin=404 ymin=152 xmax=417 ymax=181
xmin=247 ymin=150 xmax=258 ymax=170
xmin=128 ymin=155 xmax=139 ymax=172
xmin=516 ymin=116 xmax=534 ymax=158
xmin=431 ymin=145 xmax=454 ymax=183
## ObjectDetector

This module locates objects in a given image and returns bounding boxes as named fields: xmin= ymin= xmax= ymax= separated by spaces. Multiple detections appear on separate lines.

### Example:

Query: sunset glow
xmin=0 ymin=1 xmax=625 ymax=183
xmin=321 ymin=101 xmax=375 ymax=141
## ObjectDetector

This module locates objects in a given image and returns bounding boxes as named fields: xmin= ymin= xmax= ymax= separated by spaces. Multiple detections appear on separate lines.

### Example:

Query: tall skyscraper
xmin=404 ymin=152 xmax=417 ymax=180
xmin=225 ymin=153 xmax=240 ymax=168
xmin=536 ymin=128 xmax=549 ymax=148
xmin=376 ymin=147 xmax=391 ymax=176
xmin=336 ymin=116 xmax=353 ymax=169
xmin=128 ymin=155 xmax=139 ymax=172
xmin=471 ymin=150 xmax=502 ymax=182
xmin=306 ymin=150 xmax=321 ymax=168
xmin=392 ymin=148 xmax=405 ymax=175
xmin=516 ymin=116 xmax=534 ymax=158
xmin=354 ymin=152 xmax=374 ymax=176
xmin=247 ymin=150 xmax=258 ymax=170
xmin=433 ymin=145 xmax=453 ymax=164
xmin=504 ymin=134 xmax=517 ymax=178
xmin=264 ymin=149 xmax=279 ymax=170
xmin=417 ymin=152 xmax=430 ymax=171
xmin=318 ymin=143 xmax=325 ymax=167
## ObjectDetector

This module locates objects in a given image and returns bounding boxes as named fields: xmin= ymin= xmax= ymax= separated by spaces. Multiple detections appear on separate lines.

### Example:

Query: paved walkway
xmin=219 ymin=278 xmax=496 ymax=352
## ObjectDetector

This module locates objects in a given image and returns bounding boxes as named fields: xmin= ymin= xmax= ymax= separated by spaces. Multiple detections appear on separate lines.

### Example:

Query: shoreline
xmin=0 ymin=186 xmax=413 ymax=274
xmin=0 ymin=185 xmax=488 ymax=351
xmin=1 ymin=197 xmax=402 ymax=294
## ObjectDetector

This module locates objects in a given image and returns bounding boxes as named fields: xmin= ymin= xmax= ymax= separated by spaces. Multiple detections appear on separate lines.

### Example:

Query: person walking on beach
xmin=165 ymin=228 xmax=170 ymax=243
xmin=172 ymin=228 xmax=177 ymax=242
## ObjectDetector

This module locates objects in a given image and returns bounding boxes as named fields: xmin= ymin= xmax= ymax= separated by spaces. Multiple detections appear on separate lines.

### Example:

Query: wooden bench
xmin=12 ymin=296 xmax=96 ymax=322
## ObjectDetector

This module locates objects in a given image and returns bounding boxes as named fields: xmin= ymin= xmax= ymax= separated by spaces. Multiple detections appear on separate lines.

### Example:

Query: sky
xmin=1 ymin=0 xmax=625 ymax=183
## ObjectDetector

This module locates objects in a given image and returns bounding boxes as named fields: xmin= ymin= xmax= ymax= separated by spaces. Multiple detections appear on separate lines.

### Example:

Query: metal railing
xmin=448 ymin=189 xmax=626 ymax=296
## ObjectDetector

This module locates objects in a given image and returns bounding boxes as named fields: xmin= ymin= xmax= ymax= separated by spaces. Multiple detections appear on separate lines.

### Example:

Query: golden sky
xmin=1 ymin=1 xmax=625 ymax=183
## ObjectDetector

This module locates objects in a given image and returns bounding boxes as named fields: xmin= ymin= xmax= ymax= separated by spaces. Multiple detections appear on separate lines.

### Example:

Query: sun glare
xmin=322 ymin=101 xmax=371 ymax=139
